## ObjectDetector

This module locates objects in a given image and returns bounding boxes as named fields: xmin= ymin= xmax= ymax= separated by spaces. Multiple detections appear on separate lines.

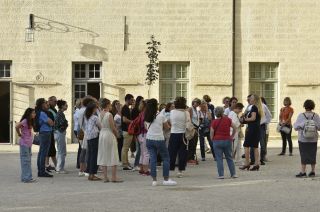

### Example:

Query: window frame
xmin=249 ymin=62 xmax=279 ymax=121
xmin=0 ymin=61 xmax=12 ymax=79
xmin=73 ymin=62 xmax=102 ymax=81
xmin=159 ymin=62 xmax=189 ymax=104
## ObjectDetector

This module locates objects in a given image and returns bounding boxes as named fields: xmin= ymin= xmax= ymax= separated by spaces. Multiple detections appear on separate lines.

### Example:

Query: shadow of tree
xmin=80 ymin=43 xmax=108 ymax=62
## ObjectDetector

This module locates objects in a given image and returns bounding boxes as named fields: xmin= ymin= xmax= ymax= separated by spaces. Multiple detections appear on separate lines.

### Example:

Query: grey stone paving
xmin=0 ymin=147 xmax=319 ymax=212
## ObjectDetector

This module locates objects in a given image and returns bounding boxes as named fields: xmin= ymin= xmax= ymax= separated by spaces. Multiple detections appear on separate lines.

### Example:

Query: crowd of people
xmin=16 ymin=93 xmax=320 ymax=185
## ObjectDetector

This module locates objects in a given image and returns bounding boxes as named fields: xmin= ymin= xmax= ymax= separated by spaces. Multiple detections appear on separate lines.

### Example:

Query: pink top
xmin=19 ymin=119 xmax=33 ymax=147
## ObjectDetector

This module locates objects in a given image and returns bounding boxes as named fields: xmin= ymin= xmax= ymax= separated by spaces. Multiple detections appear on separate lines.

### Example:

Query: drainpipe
xmin=232 ymin=0 xmax=236 ymax=96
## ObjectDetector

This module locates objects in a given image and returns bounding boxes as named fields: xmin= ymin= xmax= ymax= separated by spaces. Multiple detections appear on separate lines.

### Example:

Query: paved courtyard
xmin=0 ymin=142 xmax=320 ymax=212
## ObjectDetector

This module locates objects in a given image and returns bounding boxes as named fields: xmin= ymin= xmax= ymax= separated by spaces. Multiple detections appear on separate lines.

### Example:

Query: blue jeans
xmin=146 ymin=139 xmax=170 ymax=178
xmin=54 ymin=131 xmax=67 ymax=171
xmin=168 ymin=133 xmax=187 ymax=171
xmin=37 ymin=132 xmax=51 ymax=175
xmin=87 ymin=137 xmax=99 ymax=175
xmin=212 ymin=140 xmax=236 ymax=177
xmin=134 ymin=139 xmax=141 ymax=167
xmin=20 ymin=145 xmax=32 ymax=182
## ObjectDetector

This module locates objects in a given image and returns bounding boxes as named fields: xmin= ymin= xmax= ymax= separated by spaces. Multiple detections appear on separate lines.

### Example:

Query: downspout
xmin=232 ymin=0 xmax=236 ymax=96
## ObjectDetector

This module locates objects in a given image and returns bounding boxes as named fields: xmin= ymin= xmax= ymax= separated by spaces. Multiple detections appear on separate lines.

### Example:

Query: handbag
xmin=33 ymin=134 xmax=40 ymax=145
xmin=77 ymin=116 xmax=85 ymax=140
xmin=184 ymin=111 xmax=196 ymax=141
xmin=277 ymin=124 xmax=291 ymax=134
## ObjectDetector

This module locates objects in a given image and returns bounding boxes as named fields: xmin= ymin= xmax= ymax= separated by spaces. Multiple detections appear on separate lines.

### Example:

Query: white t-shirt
xmin=224 ymin=107 xmax=231 ymax=116
xmin=228 ymin=111 xmax=241 ymax=135
xmin=73 ymin=108 xmax=80 ymax=131
xmin=146 ymin=114 xmax=167 ymax=140
xmin=170 ymin=110 xmax=190 ymax=133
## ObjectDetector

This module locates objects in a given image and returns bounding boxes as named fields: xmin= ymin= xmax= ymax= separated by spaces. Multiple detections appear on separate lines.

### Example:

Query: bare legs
xmin=244 ymin=147 xmax=260 ymax=166
xmin=102 ymin=166 xmax=122 ymax=182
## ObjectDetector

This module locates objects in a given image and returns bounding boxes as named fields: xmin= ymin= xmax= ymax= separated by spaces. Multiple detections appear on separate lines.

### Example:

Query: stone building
xmin=0 ymin=0 xmax=319 ymax=143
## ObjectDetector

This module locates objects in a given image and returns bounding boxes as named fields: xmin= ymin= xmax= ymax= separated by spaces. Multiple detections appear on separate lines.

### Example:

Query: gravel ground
xmin=0 ymin=146 xmax=319 ymax=212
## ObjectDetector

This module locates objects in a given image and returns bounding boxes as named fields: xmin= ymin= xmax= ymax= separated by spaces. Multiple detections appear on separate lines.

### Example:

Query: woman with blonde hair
xmin=240 ymin=94 xmax=264 ymax=171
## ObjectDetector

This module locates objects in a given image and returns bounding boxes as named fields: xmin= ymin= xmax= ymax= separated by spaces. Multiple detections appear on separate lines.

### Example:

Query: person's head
xmin=159 ymin=103 xmax=166 ymax=112
xmin=57 ymin=99 xmax=68 ymax=111
xmin=303 ymin=99 xmax=315 ymax=111
xmin=35 ymin=98 xmax=49 ymax=111
xmin=165 ymin=102 xmax=174 ymax=112
xmin=174 ymin=97 xmax=187 ymax=110
xmin=229 ymin=97 xmax=238 ymax=108
xmin=223 ymin=97 xmax=230 ymax=107
xmin=250 ymin=94 xmax=264 ymax=118
xmin=125 ymin=94 xmax=134 ymax=105
xmin=283 ymin=97 xmax=292 ymax=107
xmin=98 ymin=98 xmax=105 ymax=109
xmin=247 ymin=94 xmax=253 ymax=104
xmin=48 ymin=96 xmax=57 ymax=108
xmin=214 ymin=106 xmax=224 ymax=118
xmin=100 ymin=98 xmax=111 ymax=111
xmin=85 ymin=102 xmax=98 ymax=119
xmin=20 ymin=108 xmax=36 ymax=128
xmin=144 ymin=98 xmax=158 ymax=123
xmin=261 ymin=97 xmax=267 ymax=105
xmin=82 ymin=96 xmax=95 ymax=107
xmin=139 ymin=100 xmax=147 ymax=112
xmin=200 ymin=99 xmax=208 ymax=111
xmin=192 ymin=98 xmax=201 ymax=108
xmin=111 ymin=100 xmax=121 ymax=114
xmin=134 ymin=96 xmax=144 ymax=110
xmin=203 ymin=95 xmax=211 ymax=103
xmin=75 ymin=98 xmax=82 ymax=109
xmin=233 ymin=103 xmax=244 ymax=114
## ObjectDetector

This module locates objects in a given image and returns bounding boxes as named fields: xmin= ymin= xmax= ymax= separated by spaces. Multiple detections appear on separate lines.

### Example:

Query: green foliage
xmin=146 ymin=35 xmax=161 ymax=85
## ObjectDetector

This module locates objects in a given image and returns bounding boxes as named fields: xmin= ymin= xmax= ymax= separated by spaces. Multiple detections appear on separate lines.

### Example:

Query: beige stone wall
xmin=0 ymin=0 xmax=233 ymax=143
xmin=235 ymin=0 xmax=320 ymax=137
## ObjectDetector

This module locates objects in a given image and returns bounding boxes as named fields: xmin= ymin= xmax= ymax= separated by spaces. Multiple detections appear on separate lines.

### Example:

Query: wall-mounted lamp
xmin=25 ymin=14 xmax=34 ymax=42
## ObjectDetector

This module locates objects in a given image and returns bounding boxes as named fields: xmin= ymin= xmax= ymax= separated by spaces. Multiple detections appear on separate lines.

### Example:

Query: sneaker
xmin=45 ymin=168 xmax=52 ymax=173
xmin=46 ymin=165 xmax=56 ymax=171
xmin=308 ymin=172 xmax=316 ymax=177
xmin=177 ymin=172 xmax=183 ymax=178
xmin=163 ymin=179 xmax=177 ymax=186
xmin=38 ymin=172 xmax=53 ymax=178
xmin=231 ymin=175 xmax=238 ymax=178
xmin=123 ymin=166 xmax=133 ymax=171
xmin=84 ymin=172 xmax=89 ymax=177
xmin=56 ymin=170 xmax=68 ymax=174
xmin=152 ymin=181 xmax=157 ymax=186
xmin=278 ymin=152 xmax=285 ymax=156
xmin=78 ymin=172 xmax=85 ymax=177
xmin=260 ymin=160 xmax=265 ymax=165
xmin=217 ymin=176 xmax=224 ymax=179
xmin=23 ymin=178 xmax=37 ymax=183
xmin=132 ymin=166 xmax=141 ymax=172
xmin=296 ymin=172 xmax=307 ymax=178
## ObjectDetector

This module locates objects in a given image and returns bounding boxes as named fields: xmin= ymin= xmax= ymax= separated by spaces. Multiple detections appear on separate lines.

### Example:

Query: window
xmin=159 ymin=63 xmax=189 ymax=104
xmin=73 ymin=63 xmax=101 ymax=79
xmin=249 ymin=62 xmax=278 ymax=119
xmin=74 ymin=84 xmax=86 ymax=99
xmin=0 ymin=62 xmax=11 ymax=78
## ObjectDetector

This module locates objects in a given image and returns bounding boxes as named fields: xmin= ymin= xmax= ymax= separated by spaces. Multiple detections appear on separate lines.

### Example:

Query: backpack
xmin=33 ymin=110 xmax=42 ymax=133
xmin=303 ymin=113 xmax=317 ymax=139
xmin=128 ymin=113 xmax=143 ymax=135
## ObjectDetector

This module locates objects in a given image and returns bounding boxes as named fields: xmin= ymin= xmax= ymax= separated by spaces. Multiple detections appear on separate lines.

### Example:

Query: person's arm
xmin=108 ymin=114 xmax=119 ymax=138
xmin=207 ymin=111 xmax=212 ymax=121
xmin=264 ymin=105 xmax=272 ymax=124
xmin=293 ymin=114 xmax=303 ymax=131
xmin=231 ymin=123 xmax=237 ymax=138
xmin=95 ymin=117 xmax=102 ymax=130
xmin=44 ymin=113 xmax=54 ymax=126
xmin=163 ymin=121 xmax=170 ymax=130
xmin=284 ymin=109 xmax=293 ymax=125
xmin=210 ymin=126 xmax=214 ymax=140
xmin=15 ymin=122 xmax=23 ymax=137
xmin=245 ymin=112 xmax=256 ymax=122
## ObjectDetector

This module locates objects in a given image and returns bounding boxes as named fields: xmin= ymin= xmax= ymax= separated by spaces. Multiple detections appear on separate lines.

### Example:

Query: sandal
xmin=111 ymin=178 xmax=124 ymax=183
xmin=88 ymin=176 xmax=102 ymax=181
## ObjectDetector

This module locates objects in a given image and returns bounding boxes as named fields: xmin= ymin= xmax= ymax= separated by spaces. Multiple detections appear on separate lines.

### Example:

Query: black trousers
xmin=187 ymin=131 xmax=198 ymax=160
xmin=87 ymin=137 xmax=99 ymax=175
xmin=168 ymin=133 xmax=187 ymax=171
xmin=281 ymin=127 xmax=293 ymax=153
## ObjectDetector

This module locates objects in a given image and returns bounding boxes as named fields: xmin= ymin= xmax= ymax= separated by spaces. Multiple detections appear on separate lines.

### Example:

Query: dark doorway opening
xmin=0 ymin=82 xmax=10 ymax=143
xmin=87 ymin=82 xmax=100 ymax=100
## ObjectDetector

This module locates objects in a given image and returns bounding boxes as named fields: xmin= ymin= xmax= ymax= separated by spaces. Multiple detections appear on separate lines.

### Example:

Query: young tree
xmin=145 ymin=35 xmax=161 ymax=97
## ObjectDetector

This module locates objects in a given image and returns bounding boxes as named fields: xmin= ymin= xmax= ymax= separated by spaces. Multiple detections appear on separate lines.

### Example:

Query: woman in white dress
xmin=97 ymin=98 xmax=123 ymax=183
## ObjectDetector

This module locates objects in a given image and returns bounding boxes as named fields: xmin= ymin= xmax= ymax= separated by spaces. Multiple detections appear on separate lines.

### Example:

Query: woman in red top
xmin=279 ymin=97 xmax=294 ymax=156
xmin=210 ymin=106 xmax=237 ymax=179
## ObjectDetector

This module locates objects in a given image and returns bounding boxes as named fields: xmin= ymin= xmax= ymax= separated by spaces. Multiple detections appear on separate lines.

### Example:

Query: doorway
xmin=87 ymin=82 xmax=100 ymax=100
xmin=0 ymin=82 xmax=10 ymax=143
